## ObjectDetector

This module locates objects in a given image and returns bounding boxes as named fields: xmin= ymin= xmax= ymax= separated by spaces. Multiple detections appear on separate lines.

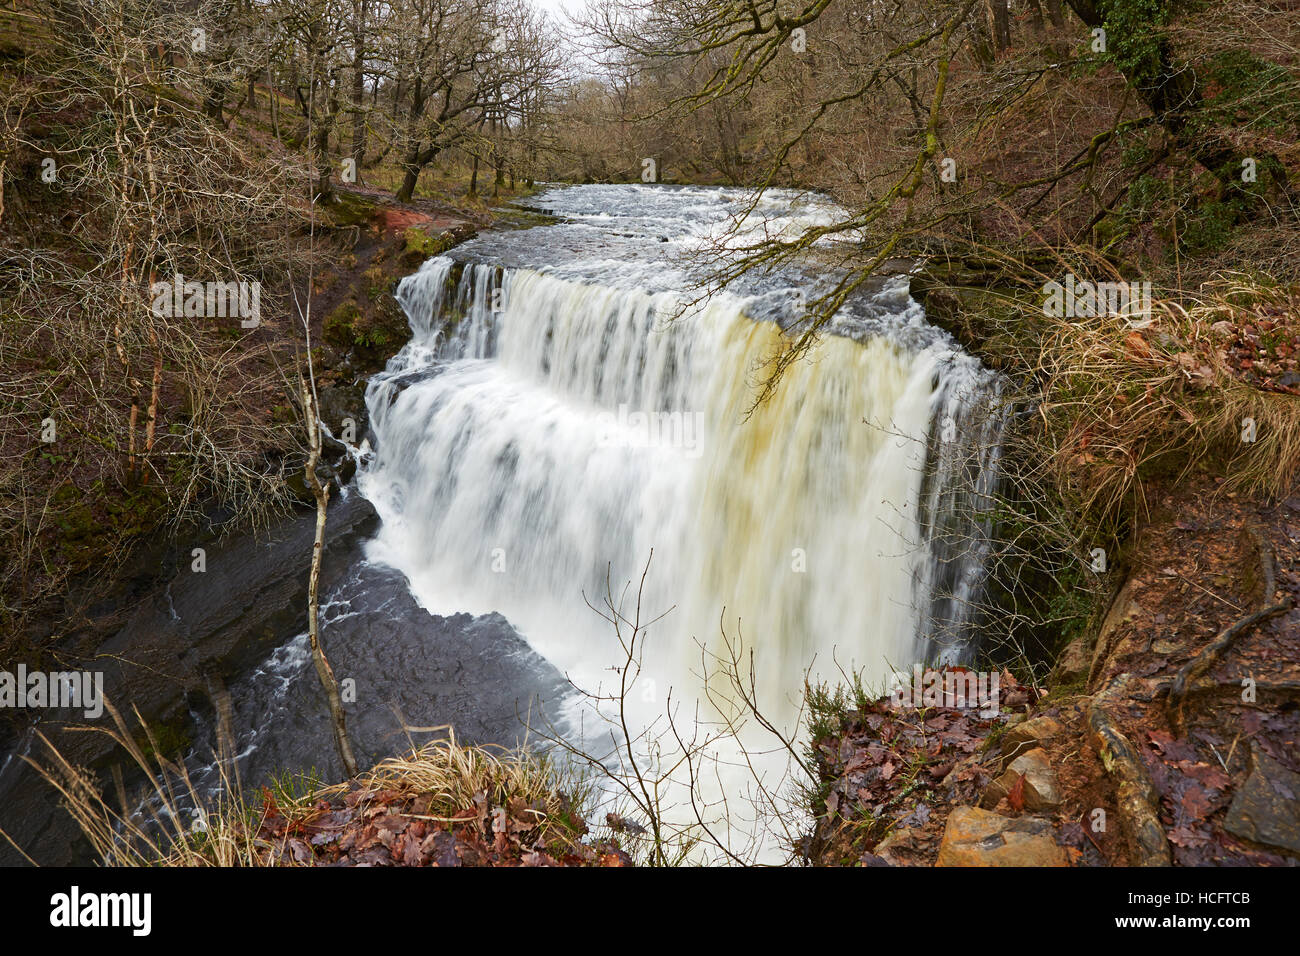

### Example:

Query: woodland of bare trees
xmin=3 ymin=0 xmax=1296 ymax=639
xmin=554 ymin=0 xmax=1298 ymax=395
xmin=2 ymin=0 xmax=308 ymax=634
xmin=568 ymin=0 xmax=1297 ymax=241
xmin=0 ymin=0 xmax=568 ymax=638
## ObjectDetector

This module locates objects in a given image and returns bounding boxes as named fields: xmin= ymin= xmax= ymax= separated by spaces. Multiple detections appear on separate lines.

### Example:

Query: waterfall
xmin=357 ymin=185 xmax=1003 ymax=854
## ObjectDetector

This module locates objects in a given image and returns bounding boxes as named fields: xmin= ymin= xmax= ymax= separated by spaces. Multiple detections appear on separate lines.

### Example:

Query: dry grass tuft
xmin=358 ymin=733 xmax=582 ymax=822
xmin=1031 ymin=273 xmax=1300 ymax=528
xmin=14 ymin=704 xmax=589 ymax=867
xmin=15 ymin=701 xmax=258 ymax=866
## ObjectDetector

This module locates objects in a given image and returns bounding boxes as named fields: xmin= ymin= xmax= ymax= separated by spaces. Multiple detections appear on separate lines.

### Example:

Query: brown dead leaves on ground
xmin=249 ymin=783 xmax=632 ymax=868
xmin=1093 ymin=478 xmax=1300 ymax=864
xmin=807 ymin=669 xmax=1041 ymax=865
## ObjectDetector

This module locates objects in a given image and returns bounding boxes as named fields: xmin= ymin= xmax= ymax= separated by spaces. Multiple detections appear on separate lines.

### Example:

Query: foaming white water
xmin=359 ymin=185 xmax=1002 ymax=858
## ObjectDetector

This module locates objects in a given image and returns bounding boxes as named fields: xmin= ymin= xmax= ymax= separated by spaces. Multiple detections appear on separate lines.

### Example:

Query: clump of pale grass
xmin=14 ymin=703 xmax=589 ymax=867
xmin=915 ymin=269 xmax=1299 ymax=679
xmin=360 ymin=730 xmax=587 ymax=822
xmin=1033 ymin=273 xmax=1300 ymax=527
xmin=13 ymin=700 xmax=258 ymax=866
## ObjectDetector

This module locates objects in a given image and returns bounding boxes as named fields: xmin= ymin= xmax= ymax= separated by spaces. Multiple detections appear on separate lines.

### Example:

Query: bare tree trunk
xmin=268 ymin=63 xmax=281 ymax=141
xmin=350 ymin=0 xmax=367 ymax=180
xmin=141 ymin=320 xmax=162 ymax=486
xmin=987 ymin=0 xmax=1011 ymax=53
xmin=396 ymin=152 xmax=421 ymax=202
xmin=968 ymin=13 xmax=994 ymax=67
xmin=313 ymin=73 xmax=340 ymax=202
xmin=1026 ymin=0 xmax=1046 ymax=33
xmin=126 ymin=397 xmax=139 ymax=484
xmin=469 ymin=114 xmax=486 ymax=198
xmin=491 ymin=115 xmax=503 ymax=198
xmin=204 ymin=81 xmax=224 ymax=124
xmin=315 ymin=119 xmax=334 ymax=201
xmin=302 ymin=380 xmax=359 ymax=778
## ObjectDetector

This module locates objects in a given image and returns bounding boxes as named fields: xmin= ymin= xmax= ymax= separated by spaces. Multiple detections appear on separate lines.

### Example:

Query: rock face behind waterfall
xmin=180 ymin=562 xmax=573 ymax=800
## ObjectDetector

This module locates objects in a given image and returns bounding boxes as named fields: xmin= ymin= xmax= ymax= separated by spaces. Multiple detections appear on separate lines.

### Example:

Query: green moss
xmin=1199 ymin=50 xmax=1299 ymax=134
xmin=322 ymin=299 xmax=364 ymax=350
xmin=1045 ymin=566 xmax=1097 ymax=651
xmin=1097 ymin=0 xmax=1173 ymax=89
xmin=136 ymin=717 xmax=193 ymax=762
xmin=1042 ymin=675 xmax=1089 ymax=704
xmin=1178 ymin=199 xmax=1240 ymax=256
xmin=328 ymin=191 xmax=378 ymax=229
xmin=402 ymin=226 xmax=455 ymax=261
xmin=364 ymin=264 xmax=393 ymax=302
xmin=980 ymin=720 xmax=1011 ymax=756
xmin=322 ymin=288 xmax=407 ymax=360
xmin=1121 ymin=172 xmax=1165 ymax=223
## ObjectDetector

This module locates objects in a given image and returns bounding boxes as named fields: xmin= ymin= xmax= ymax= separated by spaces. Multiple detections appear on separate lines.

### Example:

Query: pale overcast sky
xmin=528 ymin=0 xmax=601 ymax=78
xmin=530 ymin=0 xmax=586 ymax=24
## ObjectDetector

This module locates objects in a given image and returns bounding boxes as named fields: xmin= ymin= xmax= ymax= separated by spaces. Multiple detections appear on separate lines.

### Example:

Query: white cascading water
xmin=358 ymin=185 xmax=1002 ymax=857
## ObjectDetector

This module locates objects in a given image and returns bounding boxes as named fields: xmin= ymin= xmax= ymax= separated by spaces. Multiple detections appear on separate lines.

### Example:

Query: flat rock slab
xmin=1053 ymin=639 xmax=1092 ymax=682
xmin=936 ymin=806 xmax=1069 ymax=866
xmin=1223 ymin=746 xmax=1300 ymax=854
xmin=184 ymin=559 xmax=573 ymax=792
xmin=984 ymin=746 xmax=1063 ymax=811
xmin=871 ymin=826 xmax=932 ymax=866
xmin=1000 ymin=716 xmax=1065 ymax=770
xmin=1002 ymin=716 xmax=1064 ymax=755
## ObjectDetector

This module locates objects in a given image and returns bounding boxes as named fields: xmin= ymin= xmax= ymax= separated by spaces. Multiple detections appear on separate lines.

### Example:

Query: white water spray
xmin=359 ymin=185 xmax=1002 ymax=857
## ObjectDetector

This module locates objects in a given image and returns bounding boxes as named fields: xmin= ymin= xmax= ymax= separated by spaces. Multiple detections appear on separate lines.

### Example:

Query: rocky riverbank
xmin=806 ymin=475 xmax=1300 ymax=866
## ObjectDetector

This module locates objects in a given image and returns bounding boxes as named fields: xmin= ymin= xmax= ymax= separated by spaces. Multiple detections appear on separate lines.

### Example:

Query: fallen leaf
xmin=1008 ymin=773 xmax=1027 ymax=812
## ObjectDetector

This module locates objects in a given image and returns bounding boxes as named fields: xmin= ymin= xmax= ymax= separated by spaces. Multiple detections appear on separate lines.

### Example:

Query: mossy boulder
xmin=402 ymin=226 xmax=456 ymax=266
xmin=322 ymin=295 xmax=408 ymax=366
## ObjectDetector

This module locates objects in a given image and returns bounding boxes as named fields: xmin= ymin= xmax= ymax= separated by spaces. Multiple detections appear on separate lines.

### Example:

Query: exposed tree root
xmin=1177 ymin=679 xmax=1300 ymax=701
xmin=1166 ymin=522 xmax=1291 ymax=730
xmin=1086 ymin=577 xmax=1135 ymax=693
xmin=1088 ymin=677 xmax=1173 ymax=867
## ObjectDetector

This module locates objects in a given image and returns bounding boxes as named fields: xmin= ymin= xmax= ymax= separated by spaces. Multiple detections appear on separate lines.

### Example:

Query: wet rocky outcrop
xmin=192 ymin=561 xmax=574 ymax=790
xmin=0 ymin=495 xmax=377 ymax=866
